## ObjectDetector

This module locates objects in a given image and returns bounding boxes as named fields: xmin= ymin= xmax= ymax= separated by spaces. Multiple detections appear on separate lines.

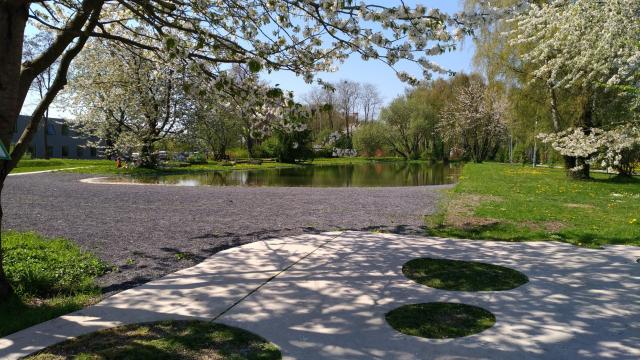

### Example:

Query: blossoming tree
xmin=510 ymin=0 xmax=640 ymax=178
xmin=438 ymin=77 xmax=508 ymax=163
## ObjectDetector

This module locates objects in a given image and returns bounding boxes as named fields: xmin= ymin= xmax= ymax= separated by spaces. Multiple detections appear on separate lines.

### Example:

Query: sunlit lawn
xmin=11 ymin=159 xmax=112 ymax=174
xmin=428 ymin=163 xmax=640 ymax=247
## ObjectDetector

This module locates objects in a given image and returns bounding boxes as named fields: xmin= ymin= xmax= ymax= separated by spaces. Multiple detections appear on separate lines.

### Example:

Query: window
xmin=89 ymin=147 xmax=97 ymax=157
xmin=46 ymin=146 xmax=53 ymax=158
xmin=76 ymin=146 xmax=84 ymax=158
xmin=46 ymin=123 xmax=56 ymax=135
xmin=61 ymin=145 xmax=69 ymax=158
xmin=61 ymin=124 xmax=69 ymax=136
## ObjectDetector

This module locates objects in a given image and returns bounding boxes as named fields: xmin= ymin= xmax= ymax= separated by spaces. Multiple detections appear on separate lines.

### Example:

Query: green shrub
xmin=353 ymin=122 xmax=388 ymax=156
xmin=333 ymin=132 xmax=353 ymax=149
xmin=187 ymin=152 xmax=207 ymax=164
xmin=315 ymin=128 xmax=334 ymax=146
xmin=2 ymin=231 xmax=109 ymax=298
xmin=253 ymin=136 xmax=279 ymax=158
xmin=274 ymin=128 xmax=314 ymax=163
xmin=314 ymin=147 xmax=334 ymax=158
xmin=228 ymin=147 xmax=249 ymax=159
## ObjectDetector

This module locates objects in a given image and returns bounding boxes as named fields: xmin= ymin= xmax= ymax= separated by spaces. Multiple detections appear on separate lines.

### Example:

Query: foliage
xmin=27 ymin=320 xmax=281 ymax=360
xmin=272 ymin=122 xmax=314 ymax=163
xmin=2 ymin=231 xmax=108 ymax=298
xmin=184 ymin=94 xmax=241 ymax=161
xmin=439 ymin=78 xmax=508 ymax=163
xmin=186 ymin=153 xmax=207 ymax=165
xmin=380 ymin=96 xmax=428 ymax=160
xmin=228 ymin=147 xmax=250 ymax=160
xmin=352 ymin=122 xmax=389 ymax=156
xmin=331 ymin=131 xmax=353 ymax=150
xmin=427 ymin=163 xmax=640 ymax=246
xmin=378 ymin=76 xmax=473 ymax=161
xmin=253 ymin=136 xmax=280 ymax=159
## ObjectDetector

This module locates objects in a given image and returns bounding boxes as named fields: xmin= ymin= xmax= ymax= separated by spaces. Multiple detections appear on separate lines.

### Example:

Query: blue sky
xmin=264 ymin=0 xmax=474 ymax=104
xmin=23 ymin=1 xmax=474 ymax=117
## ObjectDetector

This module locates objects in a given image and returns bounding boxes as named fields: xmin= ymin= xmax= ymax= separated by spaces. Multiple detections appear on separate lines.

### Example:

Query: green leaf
xmin=165 ymin=37 xmax=176 ymax=49
xmin=247 ymin=59 xmax=262 ymax=73
xmin=266 ymin=88 xmax=283 ymax=98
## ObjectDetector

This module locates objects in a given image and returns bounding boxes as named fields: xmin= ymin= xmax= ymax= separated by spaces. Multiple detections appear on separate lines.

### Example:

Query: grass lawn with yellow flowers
xmin=426 ymin=163 xmax=640 ymax=247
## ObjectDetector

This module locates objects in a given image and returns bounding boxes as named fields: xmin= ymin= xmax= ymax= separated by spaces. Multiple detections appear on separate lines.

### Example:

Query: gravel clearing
xmin=4 ymin=173 xmax=448 ymax=294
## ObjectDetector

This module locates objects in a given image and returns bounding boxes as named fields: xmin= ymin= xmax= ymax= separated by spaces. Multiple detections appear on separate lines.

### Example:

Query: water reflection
xmin=105 ymin=162 xmax=462 ymax=187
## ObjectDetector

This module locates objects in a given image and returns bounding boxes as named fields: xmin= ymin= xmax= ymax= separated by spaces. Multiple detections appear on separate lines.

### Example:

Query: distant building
xmin=12 ymin=115 xmax=100 ymax=159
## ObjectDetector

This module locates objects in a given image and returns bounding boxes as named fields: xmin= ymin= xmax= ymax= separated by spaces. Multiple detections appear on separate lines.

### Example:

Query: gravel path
xmin=4 ymin=173 xmax=448 ymax=294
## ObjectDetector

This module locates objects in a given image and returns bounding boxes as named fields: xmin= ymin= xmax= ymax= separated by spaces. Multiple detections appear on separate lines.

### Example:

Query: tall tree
xmin=439 ymin=77 xmax=508 ymax=163
xmin=335 ymin=80 xmax=361 ymax=137
xmin=359 ymin=83 xmax=383 ymax=122
xmin=69 ymin=40 xmax=191 ymax=167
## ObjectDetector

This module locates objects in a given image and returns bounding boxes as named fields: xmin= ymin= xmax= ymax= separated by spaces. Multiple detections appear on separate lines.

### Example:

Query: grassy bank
xmin=0 ymin=231 xmax=109 ymax=337
xmin=11 ymin=159 xmax=112 ymax=174
xmin=12 ymin=156 xmax=424 ymax=176
xmin=427 ymin=163 xmax=640 ymax=247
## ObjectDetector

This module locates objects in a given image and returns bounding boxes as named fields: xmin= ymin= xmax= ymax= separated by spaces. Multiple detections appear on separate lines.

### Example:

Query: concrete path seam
xmin=8 ymin=166 xmax=91 ymax=176
xmin=210 ymin=231 xmax=345 ymax=322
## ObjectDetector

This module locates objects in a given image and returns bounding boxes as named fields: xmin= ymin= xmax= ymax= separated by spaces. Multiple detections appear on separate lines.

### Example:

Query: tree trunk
xmin=0 ymin=0 xmax=30 ymax=300
xmin=246 ymin=136 xmax=255 ymax=158
xmin=139 ymin=141 xmax=156 ymax=168
xmin=548 ymin=83 xmax=560 ymax=132
xmin=565 ymin=156 xmax=590 ymax=179
xmin=43 ymin=112 xmax=49 ymax=159
xmin=344 ymin=111 xmax=350 ymax=138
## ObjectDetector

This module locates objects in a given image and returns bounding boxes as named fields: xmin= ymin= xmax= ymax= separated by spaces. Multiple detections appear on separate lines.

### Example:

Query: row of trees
xmin=303 ymin=80 xmax=383 ymax=137
xmin=350 ymin=0 xmax=639 ymax=175
xmin=351 ymin=73 xmax=507 ymax=162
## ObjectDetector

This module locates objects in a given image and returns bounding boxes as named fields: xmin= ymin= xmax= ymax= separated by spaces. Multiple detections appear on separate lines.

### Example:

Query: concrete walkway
xmin=1 ymin=231 xmax=639 ymax=359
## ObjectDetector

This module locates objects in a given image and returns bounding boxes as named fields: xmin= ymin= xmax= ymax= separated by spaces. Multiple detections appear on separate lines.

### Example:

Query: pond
xmin=99 ymin=162 xmax=462 ymax=187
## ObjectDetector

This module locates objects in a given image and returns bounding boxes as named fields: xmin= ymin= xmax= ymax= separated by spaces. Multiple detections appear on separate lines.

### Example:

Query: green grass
xmin=427 ymin=163 xmax=640 ymax=247
xmin=385 ymin=302 xmax=496 ymax=339
xmin=402 ymin=258 xmax=529 ymax=291
xmin=1 ymin=231 xmax=109 ymax=337
xmin=62 ymin=160 xmax=302 ymax=176
xmin=27 ymin=320 xmax=282 ymax=360
xmin=12 ymin=159 xmax=112 ymax=174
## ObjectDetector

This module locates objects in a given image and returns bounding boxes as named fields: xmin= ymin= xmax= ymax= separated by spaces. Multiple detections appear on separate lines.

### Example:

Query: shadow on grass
xmin=26 ymin=320 xmax=281 ymax=360
xmin=426 ymin=220 xmax=637 ymax=248
xmin=0 ymin=293 xmax=98 ymax=338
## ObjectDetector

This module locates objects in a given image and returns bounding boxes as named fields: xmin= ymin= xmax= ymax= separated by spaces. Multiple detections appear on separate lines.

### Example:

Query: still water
xmin=102 ymin=162 xmax=462 ymax=187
